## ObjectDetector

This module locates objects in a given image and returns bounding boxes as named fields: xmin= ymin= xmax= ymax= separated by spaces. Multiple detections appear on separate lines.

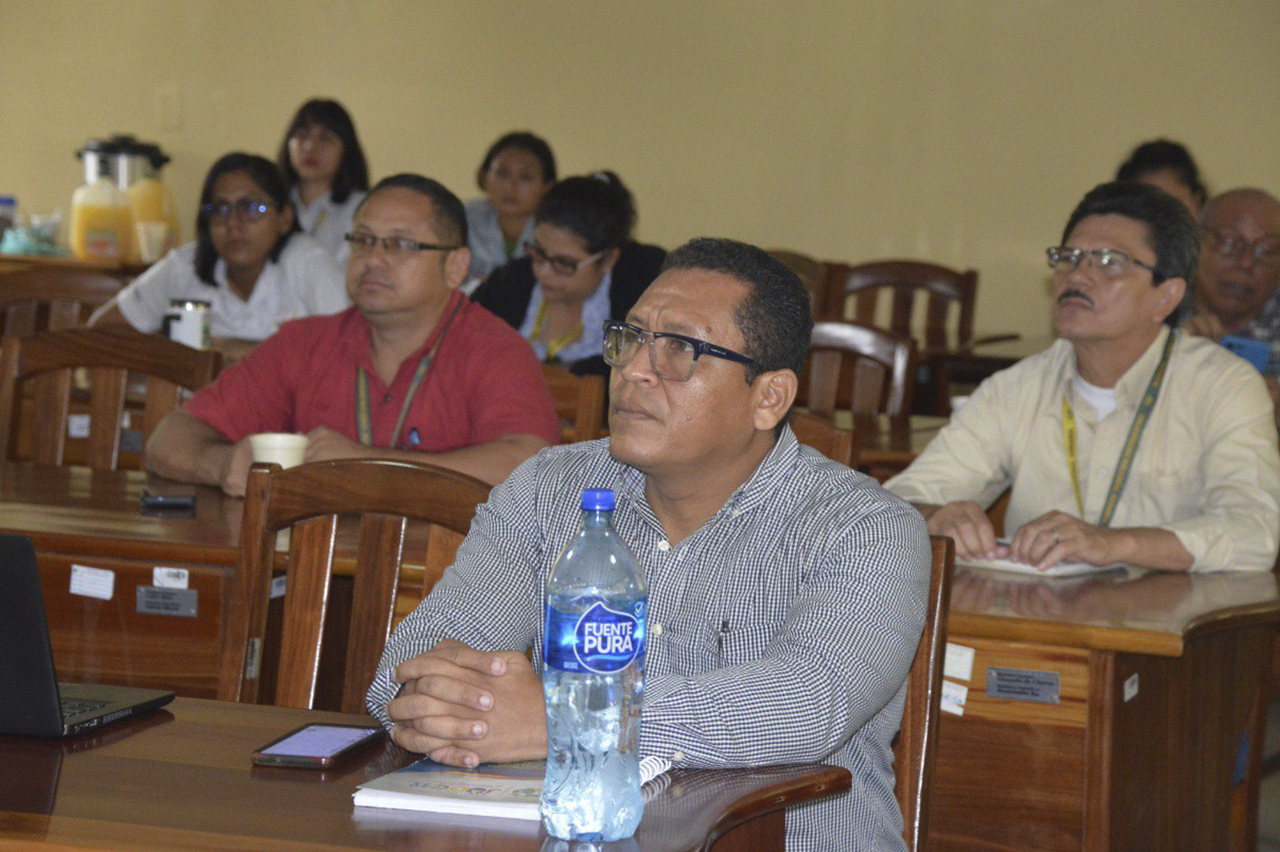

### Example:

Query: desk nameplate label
xmin=153 ymin=567 xmax=189 ymax=589
xmin=70 ymin=564 xmax=114 ymax=601
xmin=136 ymin=586 xmax=198 ymax=618
xmin=986 ymin=667 xmax=1060 ymax=704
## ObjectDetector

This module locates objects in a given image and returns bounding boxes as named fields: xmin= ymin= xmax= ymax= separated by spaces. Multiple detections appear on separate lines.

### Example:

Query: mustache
xmin=1057 ymin=289 xmax=1094 ymax=307
xmin=357 ymin=271 xmax=393 ymax=287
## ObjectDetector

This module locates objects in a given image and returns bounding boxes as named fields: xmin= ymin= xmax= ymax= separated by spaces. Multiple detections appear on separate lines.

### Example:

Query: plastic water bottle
xmin=541 ymin=489 xmax=647 ymax=841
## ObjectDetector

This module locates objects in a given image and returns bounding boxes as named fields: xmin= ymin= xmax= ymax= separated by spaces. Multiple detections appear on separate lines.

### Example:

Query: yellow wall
xmin=3 ymin=0 xmax=1279 ymax=335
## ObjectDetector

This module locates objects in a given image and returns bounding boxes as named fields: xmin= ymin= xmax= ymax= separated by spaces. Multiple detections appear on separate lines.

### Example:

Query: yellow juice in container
xmin=127 ymin=176 xmax=181 ymax=260
xmin=70 ymin=177 xmax=132 ymax=261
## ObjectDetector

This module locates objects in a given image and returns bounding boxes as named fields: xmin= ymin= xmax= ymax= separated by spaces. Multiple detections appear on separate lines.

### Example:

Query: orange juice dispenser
xmin=124 ymin=142 xmax=180 ymax=263
xmin=70 ymin=136 xmax=133 ymax=262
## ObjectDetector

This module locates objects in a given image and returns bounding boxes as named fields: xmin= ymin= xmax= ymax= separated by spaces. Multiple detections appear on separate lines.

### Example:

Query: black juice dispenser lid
xmin=76 ymin=135 xmax=170 ymax=168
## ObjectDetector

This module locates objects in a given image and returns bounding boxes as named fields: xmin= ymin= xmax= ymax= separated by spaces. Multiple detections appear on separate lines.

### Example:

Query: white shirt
xmin=291 ymin=188 xmax=365 ymax=264
xmin=115 ymin=234 xmax=349 ymax=341
xmin=1073 ymin=375 xmax=1117 ymax=419
xmin=886 ymin=327 xmax=1280 ymax=572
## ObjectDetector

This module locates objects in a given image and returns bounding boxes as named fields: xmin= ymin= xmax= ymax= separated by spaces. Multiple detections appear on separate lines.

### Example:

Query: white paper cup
xmin=249 ymin=433 xmax=308 ymax=469
xmin=134 ymin=221 xmax=169 ymax=264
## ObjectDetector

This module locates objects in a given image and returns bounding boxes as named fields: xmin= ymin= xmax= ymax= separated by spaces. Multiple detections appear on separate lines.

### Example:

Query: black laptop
xmin=0 ymin=534 xmax=174 ymax=737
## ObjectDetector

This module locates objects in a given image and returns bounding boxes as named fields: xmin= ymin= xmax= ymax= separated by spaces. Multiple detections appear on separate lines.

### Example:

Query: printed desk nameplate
xmin=136 ymin=586 xmax=198 ymax=618
xmin=986 ymin=667 xmax=1060 ymax=704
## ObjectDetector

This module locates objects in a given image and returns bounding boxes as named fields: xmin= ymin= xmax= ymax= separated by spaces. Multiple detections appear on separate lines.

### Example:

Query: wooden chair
xmin=0 ymin=326 xmax=220 ymax=470
xmin=788 ymin=409 xmax=857 ymax=467
xmin=219 ymin=458 xmax=492 ymax=713
xmin=767 ymin=249 xmax=829 ymax=320
xmin=821 ymin=260 xmax=1015 ymax=413
xmin=542 ymin=363 xmax=606 ymax=442
xmin=805 ymin=320 xmax=917 ymax=421
xmin=821 ymin=260 xmax=977 ymax=349
xmin=0 ymin=268 xmax=126 ymax=339
xmin=894 ymin=535 xmax=955 ymax=851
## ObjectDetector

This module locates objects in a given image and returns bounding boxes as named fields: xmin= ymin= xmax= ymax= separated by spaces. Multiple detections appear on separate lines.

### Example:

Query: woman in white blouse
xmin=91 ymin=153 xmax=348 ymax=361
xmin=278 ymin=98 xmax=370 ymax=262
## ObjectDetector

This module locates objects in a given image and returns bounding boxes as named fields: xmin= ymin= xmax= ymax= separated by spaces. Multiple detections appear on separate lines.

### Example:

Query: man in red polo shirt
xmin=146 ymin=173 xmax=561 ymax=496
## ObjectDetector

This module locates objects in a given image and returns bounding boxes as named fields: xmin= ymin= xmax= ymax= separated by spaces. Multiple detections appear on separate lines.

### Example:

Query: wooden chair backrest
xmin=767 ymin=249 xmax=828 ymax=320
xmin=541 ymin=363 xmax=606 ymax=443
xmin=823 ymin=260 xmax=978 ymax=355
xmin=788 ymin=409 xmax=857 ymax=467
xmin=894 ymin=535 xmax=954 ymax=851
xmin=0 ymin=268 xmax=126 ymax=339
xmin=806 ymin=321 xmax=916 ymax=419
xmin=0 ymin=327 xmax=220 ymax=470
xmin=220 ymin=458 xmax=492 ymax=713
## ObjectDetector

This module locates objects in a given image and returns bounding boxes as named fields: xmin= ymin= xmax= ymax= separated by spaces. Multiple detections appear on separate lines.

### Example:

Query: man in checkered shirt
xmin=368 ymin=237 xmax=932 ymax=850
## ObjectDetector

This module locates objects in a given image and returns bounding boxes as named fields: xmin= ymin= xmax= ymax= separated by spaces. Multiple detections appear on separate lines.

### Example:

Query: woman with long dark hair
xmin=278 ymin=98 xmax=370 ymax=260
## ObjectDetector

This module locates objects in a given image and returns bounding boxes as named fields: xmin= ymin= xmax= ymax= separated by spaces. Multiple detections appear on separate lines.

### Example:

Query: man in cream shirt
xmin=886 ymin=181 xmax=1280 ymax=573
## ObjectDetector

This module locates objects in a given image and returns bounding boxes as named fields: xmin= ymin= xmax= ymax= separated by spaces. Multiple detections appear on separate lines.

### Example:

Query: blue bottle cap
xmin=581 ymin=488 xmax=615 ymax=511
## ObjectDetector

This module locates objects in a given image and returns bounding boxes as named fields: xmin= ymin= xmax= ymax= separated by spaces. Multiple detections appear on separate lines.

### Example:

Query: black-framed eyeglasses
xmin=344 ymin=232 xmax=461 ymax=260
xmin=201 ymin=199 xmax=274 ymax=223
xmin=1046 ymin=246 xmax=1162 ymax=281
xmin=526 ymin=240 xmax=606 ymax=277
xmin=1202 ymin=228 xmax=1280 ymax=268
xmin=602 ymin=320 xmax=758 ymax=382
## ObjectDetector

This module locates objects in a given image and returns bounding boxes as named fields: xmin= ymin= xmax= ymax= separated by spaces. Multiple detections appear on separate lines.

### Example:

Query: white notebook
xmin=353 ymin=755 xmax=670 ymax=820
xmin=958 ymin=539 xmax=1123 ymax=578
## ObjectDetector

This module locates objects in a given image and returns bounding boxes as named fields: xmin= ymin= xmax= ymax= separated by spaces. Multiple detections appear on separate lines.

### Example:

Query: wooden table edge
xmin=695 ymin=764 xmax=851 ymax=851
xmin=4 ymin=528 xmax=238 ymax=566
xmin=950 ymin=598 xmax=1280 ymax=657
xmin=948 ymin=613 xmax=1183 ymax=657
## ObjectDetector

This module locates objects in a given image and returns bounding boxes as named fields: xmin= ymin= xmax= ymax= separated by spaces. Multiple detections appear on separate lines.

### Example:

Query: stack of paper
xmin=353 ymin=755 xmax=671 ymax=819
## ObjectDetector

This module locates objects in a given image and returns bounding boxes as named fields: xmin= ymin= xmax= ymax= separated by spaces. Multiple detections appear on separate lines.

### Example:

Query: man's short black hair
xmin=360 ymin=174 xmax=468 ymax=247
xmin=661 ymin=237 xmax=813 ymax=384
xmin=1061 ymin=181 xmax=1200 ymax=286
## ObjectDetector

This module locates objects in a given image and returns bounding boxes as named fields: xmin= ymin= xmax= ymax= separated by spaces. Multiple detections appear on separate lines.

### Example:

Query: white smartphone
xmin=251 ymin=723 xmax=385 ymax=769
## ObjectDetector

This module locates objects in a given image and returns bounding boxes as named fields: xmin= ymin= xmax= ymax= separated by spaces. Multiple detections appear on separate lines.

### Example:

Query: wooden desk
xmin=940 ymin=334 xmax=1057 ymax=389
xmin=0 ymin=463 xmax=239 ymax=698
xmin=0 ymin=698 xmax=851 ymax=851
xmin=931 ymin=565 xmax=1279 ymax=851
xmin=824 ymin=413 xmax=946 ymax=481
xmin=854 ymin=414 xmax=946 ymax=470
xmin=0 ymin=463 xmax=432 ymax=702
xmin=0 ymin=252 xmax=145 ymax=278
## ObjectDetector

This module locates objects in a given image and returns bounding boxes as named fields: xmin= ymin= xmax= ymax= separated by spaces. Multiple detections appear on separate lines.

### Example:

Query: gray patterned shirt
xmin=367 ymin=427 xmax=931 ymax=851
xmin=1178 ymin=290 xmax=1280 ymax=375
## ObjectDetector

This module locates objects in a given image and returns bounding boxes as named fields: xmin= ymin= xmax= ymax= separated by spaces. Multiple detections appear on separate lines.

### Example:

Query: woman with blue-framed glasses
xmin=91 ymin=152 xmax=348 ymax=356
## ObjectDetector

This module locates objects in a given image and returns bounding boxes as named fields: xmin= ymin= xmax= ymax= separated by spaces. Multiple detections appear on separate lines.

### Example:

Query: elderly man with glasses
xmin=146 ymin=173 xmax=560 ymax=496
xmin=367 ymin=237 xmax=932 ymax=851
xmin=1178 ymin=189 xmax=1280 ymax=406
xmin=886 ymin=181 xmax=1280 ymax=574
